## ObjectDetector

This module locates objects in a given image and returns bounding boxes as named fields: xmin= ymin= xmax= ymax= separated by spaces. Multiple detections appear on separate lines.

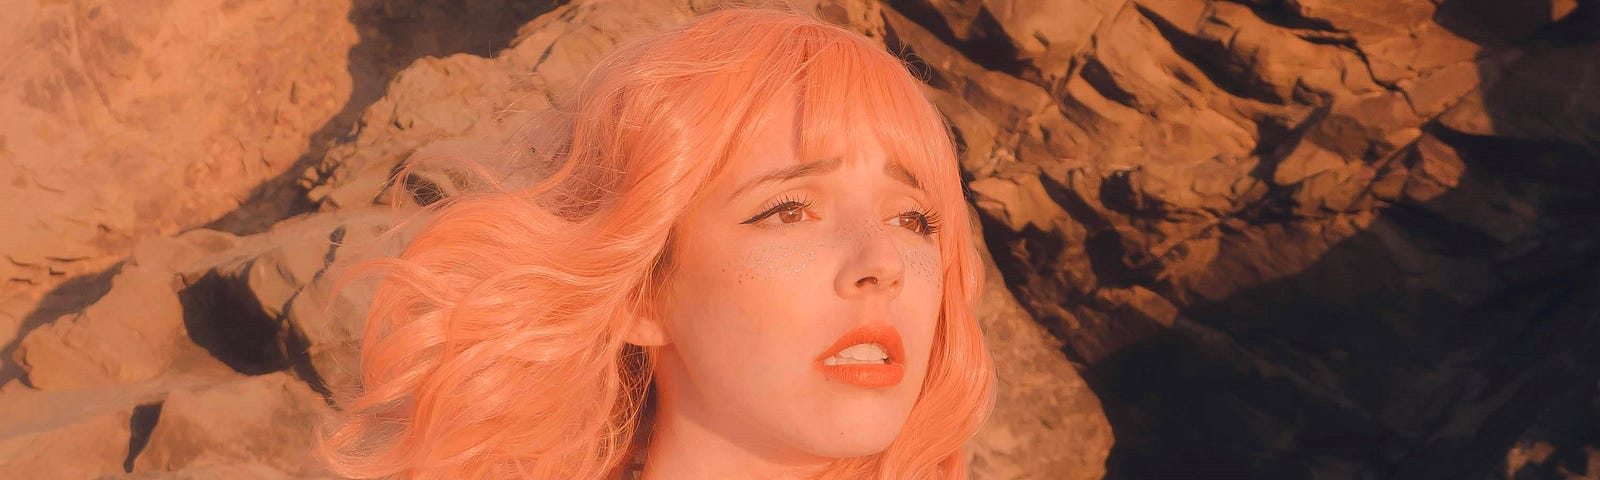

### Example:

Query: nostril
xmin=856 ymin=276 xmax=879 ymax=287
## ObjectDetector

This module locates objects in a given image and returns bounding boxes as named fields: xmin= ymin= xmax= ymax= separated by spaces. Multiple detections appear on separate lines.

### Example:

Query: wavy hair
xmin=319 ymin=6 xmax=994 ymax=479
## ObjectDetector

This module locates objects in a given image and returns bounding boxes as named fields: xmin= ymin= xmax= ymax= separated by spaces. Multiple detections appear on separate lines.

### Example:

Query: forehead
xmin=684 ymin=34 xmax=954 ymax=210
xmin=706 ymin=89 xmax=923 ymax=201
xmin=719 ymin=95 xmax=809 ymax=189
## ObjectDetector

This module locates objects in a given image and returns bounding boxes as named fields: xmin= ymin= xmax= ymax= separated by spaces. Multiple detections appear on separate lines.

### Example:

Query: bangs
xmin=791 ymin=33 xmax=959 ymax=209
xmin=705 ymin=20 xmax=963 ymax=230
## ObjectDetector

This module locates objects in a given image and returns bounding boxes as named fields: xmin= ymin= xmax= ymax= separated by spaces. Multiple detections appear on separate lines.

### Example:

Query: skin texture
xmin=630 ymin=99 xmax=946 ymax=479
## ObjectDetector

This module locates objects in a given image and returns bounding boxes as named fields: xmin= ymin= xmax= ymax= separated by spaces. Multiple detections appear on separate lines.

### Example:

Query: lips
xmin=814 ymin=325 xmax=906 ymax=388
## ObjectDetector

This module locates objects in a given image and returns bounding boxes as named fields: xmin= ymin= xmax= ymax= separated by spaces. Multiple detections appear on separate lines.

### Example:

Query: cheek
xmin=902 ymin=244 xmax=940 ymax=286
xmin=899 ymin=244 xmax=943 ymax=373
xmin=669 ymin=238 xmax=824 ymax=367
xmin=734 ymin=238 xmax=821 ymax=284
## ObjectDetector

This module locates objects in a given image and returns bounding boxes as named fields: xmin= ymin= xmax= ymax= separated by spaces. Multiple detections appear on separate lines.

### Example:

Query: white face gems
xmin=902 ymin=244 xmax=940 ymax=286
xmin=738 ymin=238 xmax=821 ymax=283
xmin=731 ymin=210 xmax=939 ymax=287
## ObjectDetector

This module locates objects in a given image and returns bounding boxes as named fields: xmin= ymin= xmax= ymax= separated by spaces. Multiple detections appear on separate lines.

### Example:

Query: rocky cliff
xmin=1 ymin=0 xmax=1596 ymax=479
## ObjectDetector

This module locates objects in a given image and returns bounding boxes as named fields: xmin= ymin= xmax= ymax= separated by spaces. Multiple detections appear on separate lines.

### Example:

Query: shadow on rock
xmin=204 ymin=0 xmax=565 ymax=235
xmin=0 ymin=263 xmax=122 ymax=385
xmin=1082 ymin=6 xmax=1600 ymax=478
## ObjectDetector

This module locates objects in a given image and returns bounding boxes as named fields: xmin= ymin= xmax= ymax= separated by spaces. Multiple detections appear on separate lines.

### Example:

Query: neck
xmin=639 ymin=351 xmax=831 ymax=480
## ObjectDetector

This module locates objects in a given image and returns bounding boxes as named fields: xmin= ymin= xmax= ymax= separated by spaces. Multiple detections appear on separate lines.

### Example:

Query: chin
xmin=806 ymin=429 xmax=901 ymax=458
xmin=799 ymin=396 xmax=917 ymax=458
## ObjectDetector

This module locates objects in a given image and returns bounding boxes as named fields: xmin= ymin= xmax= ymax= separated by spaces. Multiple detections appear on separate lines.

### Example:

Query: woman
xmin=320 ymin=6 xmax=994 ymax=479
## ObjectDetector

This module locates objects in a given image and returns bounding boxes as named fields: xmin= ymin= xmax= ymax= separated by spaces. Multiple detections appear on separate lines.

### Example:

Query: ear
xmin=622 ymin=297 xmax=671 ymax=347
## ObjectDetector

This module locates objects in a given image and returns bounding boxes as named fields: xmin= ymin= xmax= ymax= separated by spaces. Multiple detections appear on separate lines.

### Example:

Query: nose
xmin=834 ymin=218 xmax=906 ymax=300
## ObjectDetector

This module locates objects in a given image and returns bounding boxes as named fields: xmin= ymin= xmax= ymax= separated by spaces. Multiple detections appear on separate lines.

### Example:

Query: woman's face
xmin=648 ymin=102 xmax=945 ymax=461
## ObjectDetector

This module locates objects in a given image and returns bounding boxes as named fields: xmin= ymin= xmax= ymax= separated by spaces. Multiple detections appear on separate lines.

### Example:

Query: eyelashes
xmin=740 ymin=194 xmax=814 ymax=225
xmin=740 ymin=194 xmax=943 ymax=237
xmin=910 ymin=207 xmax=942 ymax=236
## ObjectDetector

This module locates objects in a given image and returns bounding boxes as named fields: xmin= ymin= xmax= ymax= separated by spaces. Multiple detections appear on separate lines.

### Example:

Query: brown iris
xmin=776 ymin=205 xmax=804 ymax=224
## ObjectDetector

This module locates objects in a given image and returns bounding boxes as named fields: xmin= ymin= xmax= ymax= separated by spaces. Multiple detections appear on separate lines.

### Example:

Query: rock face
xmin=2 ymin=0 xmax=1597 ymax=479
xmin=888 ymin=0 xmax=1600 ymax=478
xmin=129 ymin=372 xmax=337 ymax=476
xmin=0 ymin=0 xmax=357 ymax=293
xmin=970 ymin=233 xmax=1115 ymax=480
xmin=0 ymin=0 xmax=559 ymax=384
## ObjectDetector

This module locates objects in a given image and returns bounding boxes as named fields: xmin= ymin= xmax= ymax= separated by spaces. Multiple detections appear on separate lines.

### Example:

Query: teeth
xmin=841 ymin=343 xmax=889 ymax=361
xmin=823 ymin=343 xmax=889 ymax=366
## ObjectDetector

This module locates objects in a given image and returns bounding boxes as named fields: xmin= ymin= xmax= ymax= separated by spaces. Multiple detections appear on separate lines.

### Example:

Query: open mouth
xmin=822 ymin=343 xmax=891 ymax=365
xmin=815 ymin=325 xmax=906 ymax=387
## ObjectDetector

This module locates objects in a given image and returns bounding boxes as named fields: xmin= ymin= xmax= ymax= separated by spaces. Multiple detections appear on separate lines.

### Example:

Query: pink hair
xmin=319 ymin=7 xmax=994 ymax=479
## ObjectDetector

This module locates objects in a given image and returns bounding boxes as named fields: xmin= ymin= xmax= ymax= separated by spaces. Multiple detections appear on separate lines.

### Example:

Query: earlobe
xmin=623 ymin=300 xmax=671 ymax=347
xmin=625 ymin=317 xmax=670 ymax=347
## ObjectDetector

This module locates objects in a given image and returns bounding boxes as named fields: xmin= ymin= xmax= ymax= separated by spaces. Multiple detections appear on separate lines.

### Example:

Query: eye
xmin=740 ymin=196 xmax=816 ymax=226
xmin=772 ymin=203 xmax=807 ymax=224
xmin=894 ymin=208 xmax=942 ymax=237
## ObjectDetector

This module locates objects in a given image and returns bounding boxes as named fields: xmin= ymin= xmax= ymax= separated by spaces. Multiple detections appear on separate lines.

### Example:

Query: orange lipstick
xmin=815 ymin=325 xmax=906 ymax=388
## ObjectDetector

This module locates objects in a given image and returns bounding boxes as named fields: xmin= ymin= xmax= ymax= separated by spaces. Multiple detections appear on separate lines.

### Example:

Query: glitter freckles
xmin=734 ymin=219 xmax=939 ymax=285
xmin=902 ymin=245 xmax=939 ymax=285
xmin=737 ymin=238 xmax=819 ymax=283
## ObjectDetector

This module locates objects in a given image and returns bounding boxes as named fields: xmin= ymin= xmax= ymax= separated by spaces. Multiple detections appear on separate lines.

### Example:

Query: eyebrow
xmin=727 ymin=157 xmax=924 ymax=201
